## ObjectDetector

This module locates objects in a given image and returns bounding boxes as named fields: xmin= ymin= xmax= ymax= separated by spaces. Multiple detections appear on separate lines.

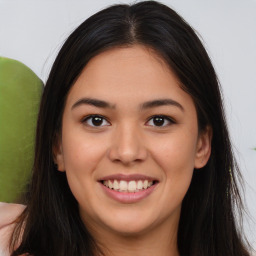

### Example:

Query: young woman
xmin=0 ymin=1 xmax=252 ymax=255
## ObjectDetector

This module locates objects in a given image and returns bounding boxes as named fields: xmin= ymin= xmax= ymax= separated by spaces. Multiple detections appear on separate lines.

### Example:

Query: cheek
xmin=152 ymin=132 xmax=197 ymax=171
xmin=150 ymin=132 xmax=197 ymax=194
xmin=61 ymin=131 xmax=107 ymax=172
xmin=61 ymin=133 xmax=107 ymax=209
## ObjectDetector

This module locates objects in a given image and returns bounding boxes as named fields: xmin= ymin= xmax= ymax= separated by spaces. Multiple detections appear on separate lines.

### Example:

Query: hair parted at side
xmin=11 ymin=1 xmax=250 ymax=256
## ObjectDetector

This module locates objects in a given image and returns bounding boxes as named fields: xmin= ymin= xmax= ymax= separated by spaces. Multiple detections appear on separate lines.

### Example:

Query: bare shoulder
xmin=0 ymin=202 xmax=25 ymax=228
xmin=0 ymin=203 xmax=26 ymax=256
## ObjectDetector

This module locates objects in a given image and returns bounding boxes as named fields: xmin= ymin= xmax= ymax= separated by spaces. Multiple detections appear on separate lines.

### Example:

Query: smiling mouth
xmin=100 ymin=179 xmax=158 ymax=193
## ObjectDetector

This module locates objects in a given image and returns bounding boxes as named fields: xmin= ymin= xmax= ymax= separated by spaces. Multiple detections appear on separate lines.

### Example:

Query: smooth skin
xmin=54 ymin=45 xmax=212 ymax=256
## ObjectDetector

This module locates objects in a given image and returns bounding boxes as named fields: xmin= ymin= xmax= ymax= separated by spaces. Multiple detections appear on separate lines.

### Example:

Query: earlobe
xmin=52 ymin=137 xmax=65 ymax=172
xmin=194 ymin=126 xmax=212 ymax=169
xmin=55 ymin=151 xmax=65 ymax=172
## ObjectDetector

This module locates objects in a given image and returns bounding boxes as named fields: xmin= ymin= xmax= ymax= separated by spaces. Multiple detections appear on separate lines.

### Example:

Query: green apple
xmin=0 ymin=57 xmax=44 ymax=202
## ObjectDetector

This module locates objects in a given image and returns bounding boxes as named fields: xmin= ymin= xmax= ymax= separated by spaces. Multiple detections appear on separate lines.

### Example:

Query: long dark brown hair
xmin=11 ymin=1 xmax=250 ymax=255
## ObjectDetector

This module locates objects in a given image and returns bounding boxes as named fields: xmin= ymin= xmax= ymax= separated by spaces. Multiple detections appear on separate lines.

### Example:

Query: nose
xmin=107 ymin=123 xmax=148 ymax=165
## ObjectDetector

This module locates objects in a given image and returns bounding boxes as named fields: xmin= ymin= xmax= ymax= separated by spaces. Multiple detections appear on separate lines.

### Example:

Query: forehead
xmin=65 ymin=45 xmax=194 ymax=109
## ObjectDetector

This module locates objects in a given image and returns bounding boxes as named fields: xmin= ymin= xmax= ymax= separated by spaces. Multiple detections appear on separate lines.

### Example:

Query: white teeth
xmin=119 ymin=180 xmax=128 ymax=191
xmin=113 ymin=180 xmax=119 ymax=190
xmin=143 ymin=180 xmax=148 ymax=189
xmin=137 ymin=180 xmax=143 ymax=190
xmin=109 ymin=180 xmax=113 ymax=189
xmin=102 ymin=179 xmax=154 ymax=192
xmin=128 ymin=181 xmax=136 ymax=192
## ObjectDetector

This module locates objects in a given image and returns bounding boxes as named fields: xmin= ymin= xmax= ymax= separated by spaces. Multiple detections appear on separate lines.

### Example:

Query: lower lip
xmin=99 ymin=182 xmax=157 ymax=203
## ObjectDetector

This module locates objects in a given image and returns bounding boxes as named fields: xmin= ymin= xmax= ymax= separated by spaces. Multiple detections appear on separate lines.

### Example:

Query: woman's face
xmin=55 ymin=45 xmax=211 ymax=238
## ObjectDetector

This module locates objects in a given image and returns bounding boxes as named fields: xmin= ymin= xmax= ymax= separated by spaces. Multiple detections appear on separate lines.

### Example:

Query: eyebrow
xmin=140 ymin=99 xmax=184 ymax=111
xmin=71 ymin=97 xmax=184 ymax=111
xmin=71 ymin=97 xmax=116 ymax=110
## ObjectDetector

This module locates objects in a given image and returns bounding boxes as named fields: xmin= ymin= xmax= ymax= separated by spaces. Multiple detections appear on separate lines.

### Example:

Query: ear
xmin=52 ymin=134 xmax=65 ymax=172
xmin=194 ymin=126 xmax=212 ymax=169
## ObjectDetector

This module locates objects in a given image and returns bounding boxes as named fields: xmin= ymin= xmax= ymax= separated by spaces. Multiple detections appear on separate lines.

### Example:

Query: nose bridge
xmin=108 ymin=121 xmax=147 ymax=164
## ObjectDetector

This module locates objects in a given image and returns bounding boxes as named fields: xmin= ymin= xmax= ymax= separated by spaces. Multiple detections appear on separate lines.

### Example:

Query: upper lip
xmin=99 ymin=173 xmax=158 ymax=182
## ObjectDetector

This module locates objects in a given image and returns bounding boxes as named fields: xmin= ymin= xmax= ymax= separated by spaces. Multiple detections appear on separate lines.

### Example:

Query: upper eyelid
xmin=145 ymin=115 xmax=176 ymax=128
xmin=82 ymin=114 xmax=109 ymax=121
xmin=146 ymin=115 xmax=175 ymax=123
xmin=82 ymin=114 xmax=111 ymax=126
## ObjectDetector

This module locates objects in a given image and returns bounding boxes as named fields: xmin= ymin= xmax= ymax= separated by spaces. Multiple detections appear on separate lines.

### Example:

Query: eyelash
xmin=81 ymin=115 xmax=175 ymax=128
xmin=146 ymin=115 xmax=175 ymax=127
xmin=82 ymin=115 xmax=110 ymax=127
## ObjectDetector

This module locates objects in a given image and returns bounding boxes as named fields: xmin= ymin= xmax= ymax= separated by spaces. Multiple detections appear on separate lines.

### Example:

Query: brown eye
xmin=146 ymin=115 xmax=174 ymax=127
xmin=83 ymin=115 xmax=110 ymax=127
xmin=152 ymin=116 xmax=165 ymax=126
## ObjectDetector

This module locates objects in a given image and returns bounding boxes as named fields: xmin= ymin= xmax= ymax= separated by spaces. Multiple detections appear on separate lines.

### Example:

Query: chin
xmin=109 ymin=222 xmax=153 ymax=237
xmin=100 ymin=210 xmax=160 ymax=236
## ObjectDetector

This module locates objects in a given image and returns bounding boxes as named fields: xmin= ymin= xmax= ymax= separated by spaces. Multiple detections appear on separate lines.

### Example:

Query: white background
xmin=0 ymin=0 xmax=255 ymax=249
